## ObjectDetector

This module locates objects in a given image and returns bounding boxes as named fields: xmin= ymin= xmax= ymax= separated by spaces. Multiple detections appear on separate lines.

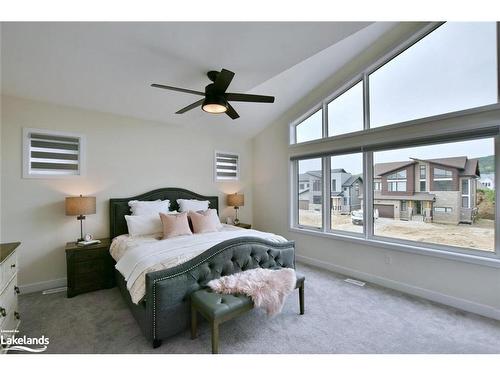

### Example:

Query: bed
xmin=109 ymin=187 xmax=296 ymax=348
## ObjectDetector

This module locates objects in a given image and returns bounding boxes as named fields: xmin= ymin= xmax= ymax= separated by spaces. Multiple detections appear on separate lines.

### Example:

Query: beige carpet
xmin=16 ymin=263 xmax=500 ymax=354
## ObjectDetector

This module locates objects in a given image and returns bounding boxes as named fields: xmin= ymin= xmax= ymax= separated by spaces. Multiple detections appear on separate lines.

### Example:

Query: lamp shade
xmin=65 ymin=195 xmax=96 ymax=216
xmin=227 ymin=193 xmax=244 ymax=208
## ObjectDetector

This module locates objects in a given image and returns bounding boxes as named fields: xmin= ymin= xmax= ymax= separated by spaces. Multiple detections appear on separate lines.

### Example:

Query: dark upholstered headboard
xmin=109 ymin=188 xmax=219 ymax=239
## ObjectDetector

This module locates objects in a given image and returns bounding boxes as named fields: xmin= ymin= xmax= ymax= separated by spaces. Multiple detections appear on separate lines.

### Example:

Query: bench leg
xmin=191 ymin=305 xmax=198 ymax=339
xmin=299 ymin=282 xmax=305 ymax=315
xmin=211 ymin=321 xmax=219 ymax=354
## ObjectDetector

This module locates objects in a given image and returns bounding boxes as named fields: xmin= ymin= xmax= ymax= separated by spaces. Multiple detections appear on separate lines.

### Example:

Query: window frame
xmin=288 ymin=22 xmax=500 ymax=267
xmin=214 ymin=150 xmax=240 ymax=182
xmin=22 ymin=127 xmax=86 ymax=179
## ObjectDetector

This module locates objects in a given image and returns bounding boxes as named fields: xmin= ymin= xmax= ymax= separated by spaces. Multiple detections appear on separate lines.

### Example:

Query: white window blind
xmin=23 ymin=128 xmax=85 ymax=178
xmin=214 ymin=151 xmax=239 ymax=181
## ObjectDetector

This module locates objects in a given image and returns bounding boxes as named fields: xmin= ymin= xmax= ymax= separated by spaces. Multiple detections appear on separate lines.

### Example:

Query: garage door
xmin=374 ymin=204 xmax=394 ymax=218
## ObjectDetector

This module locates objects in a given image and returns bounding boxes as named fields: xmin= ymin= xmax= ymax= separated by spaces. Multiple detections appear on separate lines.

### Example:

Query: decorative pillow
xmin=176 ymin=199 xmax=209 ymax=213
xmin=128 ymin=199 xmax=170 ymax=216
xmin=125 ymin=211 xmax=177 ymax=237
xmin=159 ymin=212 xmax=193 ymax=239
xmin=188 ymin=209 xmax=221 ymax=234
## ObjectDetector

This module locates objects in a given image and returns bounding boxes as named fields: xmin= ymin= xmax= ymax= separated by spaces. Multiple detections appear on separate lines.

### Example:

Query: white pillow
xmin=128 ymin=199 xmax=170 ymax=216
xmin=125 ymin=211 xmax=177 ymax=237
xmin=176 ymin=199 xmax=209 ymax=212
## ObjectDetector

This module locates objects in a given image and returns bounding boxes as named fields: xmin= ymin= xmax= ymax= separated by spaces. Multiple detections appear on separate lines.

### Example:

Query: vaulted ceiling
xmin=1 ymin=22 xmax=398 ymax=138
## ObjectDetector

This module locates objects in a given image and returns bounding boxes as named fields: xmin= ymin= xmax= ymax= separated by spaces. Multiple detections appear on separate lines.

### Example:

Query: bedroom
xmin=1 ymin=0 xmax=500 ymax=373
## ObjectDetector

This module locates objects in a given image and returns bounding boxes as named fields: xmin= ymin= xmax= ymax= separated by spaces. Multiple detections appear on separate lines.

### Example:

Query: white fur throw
xmin=207 ymin=268 xmax=296 ymax=316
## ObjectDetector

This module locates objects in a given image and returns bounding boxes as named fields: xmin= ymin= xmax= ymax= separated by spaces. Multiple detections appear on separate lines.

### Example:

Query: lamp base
xmin=234 ymin=218 xmax=240 ymax=225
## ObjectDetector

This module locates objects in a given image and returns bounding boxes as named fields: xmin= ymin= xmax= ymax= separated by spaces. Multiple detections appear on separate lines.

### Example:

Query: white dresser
xmin=0 ymin=242 xmax=21 ymax=352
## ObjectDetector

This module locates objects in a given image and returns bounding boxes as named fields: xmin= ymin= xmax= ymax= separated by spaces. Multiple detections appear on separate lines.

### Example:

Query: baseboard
xmin=296 ymin=254 xmax=500 ymax=321
xmin=19 ymin=277 xmax=67 ymax=295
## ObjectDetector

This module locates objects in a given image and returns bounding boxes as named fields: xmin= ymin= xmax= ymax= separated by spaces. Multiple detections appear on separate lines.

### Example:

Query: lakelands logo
xmin=1 ymin=330 xmax=49 ymax=353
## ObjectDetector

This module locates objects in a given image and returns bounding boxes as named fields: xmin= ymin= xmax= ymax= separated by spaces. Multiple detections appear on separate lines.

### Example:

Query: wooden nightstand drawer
xmin=72 ymin=248 xmax=106 ymax=262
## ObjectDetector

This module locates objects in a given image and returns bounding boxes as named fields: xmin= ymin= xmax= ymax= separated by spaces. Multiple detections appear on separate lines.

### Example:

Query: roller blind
xmin=26 ymin=130 xmax=82 ymax=176
xmin=215 ymin=152 xmax=239 ymax=181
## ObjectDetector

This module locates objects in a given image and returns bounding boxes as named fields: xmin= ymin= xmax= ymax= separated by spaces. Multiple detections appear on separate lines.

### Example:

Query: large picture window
xmin=290 ymin=22 xmax=499 ymax=262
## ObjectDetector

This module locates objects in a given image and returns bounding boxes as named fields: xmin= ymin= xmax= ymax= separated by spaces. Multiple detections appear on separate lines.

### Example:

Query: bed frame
xmin=109 ymin=187 xmax=296 ymax=348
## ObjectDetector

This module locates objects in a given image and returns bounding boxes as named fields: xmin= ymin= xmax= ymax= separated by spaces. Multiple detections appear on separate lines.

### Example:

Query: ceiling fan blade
xmin=226 ymin=103 xmax=240 ymax=120
xmin=151 ymin=84 xmax=204 ymax=96
xmin=213 ymin=69 xmax=235 ymax=93
xmin=225 ymin=93 xmax=275 ymax=103
xmin=175 ymin=99 xmax=205 ymax=114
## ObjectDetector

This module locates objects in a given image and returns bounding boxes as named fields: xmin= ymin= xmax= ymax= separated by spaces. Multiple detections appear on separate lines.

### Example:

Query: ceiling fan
xmin=151 ymin=68 xmax=275 ymax=120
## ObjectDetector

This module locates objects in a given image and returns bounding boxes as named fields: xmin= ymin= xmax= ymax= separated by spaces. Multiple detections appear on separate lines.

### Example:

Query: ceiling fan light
xmin=202 ymin=96 xmax=228 ymax=114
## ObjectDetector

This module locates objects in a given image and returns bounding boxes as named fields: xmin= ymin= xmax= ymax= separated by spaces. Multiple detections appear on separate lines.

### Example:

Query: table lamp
xmin=226 ymin=193 xmax=244 ymax=225
xmin=65 ymin=195 xmax=96 ymax=242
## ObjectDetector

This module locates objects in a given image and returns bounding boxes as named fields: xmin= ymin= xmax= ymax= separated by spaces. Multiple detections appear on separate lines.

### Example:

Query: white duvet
xmin=111 ymin=225 xmax=287 ymax=304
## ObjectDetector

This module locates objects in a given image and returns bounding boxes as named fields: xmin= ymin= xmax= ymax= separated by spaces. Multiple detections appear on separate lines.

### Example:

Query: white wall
xmin=252 ymin=23 xmax=500 ymax=319
xmin=1 ymin=95 xmax=253 ymax=290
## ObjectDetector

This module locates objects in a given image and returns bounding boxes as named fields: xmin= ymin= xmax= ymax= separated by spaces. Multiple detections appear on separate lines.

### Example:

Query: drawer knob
xmin=10 ymin=263 xmax=16 ymax=268
xmin=0 ymin=307 xmax=6 ymax=317
xmin=14 ymin=311 xmax=20 ymax=320
xmin=14 ymin=286 xmax=20 ymax=294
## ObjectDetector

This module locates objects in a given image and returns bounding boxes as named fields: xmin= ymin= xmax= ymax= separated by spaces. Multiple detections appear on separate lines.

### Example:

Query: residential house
xmin=373 ymin=156 xmax=480 ymax=224
xmin=299 ymin=169 xmax=363 ymax=213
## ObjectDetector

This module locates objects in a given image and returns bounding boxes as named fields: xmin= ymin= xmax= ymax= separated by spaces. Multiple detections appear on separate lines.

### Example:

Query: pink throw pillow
xmin=189 ymin=209 xmax=221 ymax=234
xmin=159 ymin=212 xmax=192 ymax=239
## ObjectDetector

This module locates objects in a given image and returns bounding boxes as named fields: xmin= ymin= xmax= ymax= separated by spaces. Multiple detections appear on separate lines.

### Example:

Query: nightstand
xmin=65 ymin=238 xmax=115 ymax=298
xmin=234 ymin=223 xmax=251 ymax=229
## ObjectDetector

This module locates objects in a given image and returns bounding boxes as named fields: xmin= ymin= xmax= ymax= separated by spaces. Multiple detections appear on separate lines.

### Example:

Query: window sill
xmin=288 ymin=226 xmax=500 ymax=269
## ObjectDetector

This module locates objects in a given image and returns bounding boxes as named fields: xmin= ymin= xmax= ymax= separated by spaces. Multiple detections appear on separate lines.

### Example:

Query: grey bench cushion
xmin=191 ymin=289 xmax=253 ymax=320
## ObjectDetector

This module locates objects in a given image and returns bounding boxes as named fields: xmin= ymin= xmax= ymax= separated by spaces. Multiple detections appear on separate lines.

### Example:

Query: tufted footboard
xmin=134 ymin=236 xmax=295 ymax=347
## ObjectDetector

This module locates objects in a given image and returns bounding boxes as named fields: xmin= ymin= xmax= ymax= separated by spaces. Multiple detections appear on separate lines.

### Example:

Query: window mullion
xmin=364 ymin=151 xmax=374 ymax=239
xmin=323 ymin=156 xmax=331 ymax=232
xmin=363 ymin=73 xmax=370 ymax=130
xmin=495 ymin=135 xmax=500 ymax=257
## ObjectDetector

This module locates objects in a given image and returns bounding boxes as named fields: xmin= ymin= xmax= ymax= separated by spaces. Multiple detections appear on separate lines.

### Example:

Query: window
xmin=23 ymin=128 xmax=85 ymax=178
xmin=462 ymin=179 xmax=471 ymax=208
xmin=401 ymin=201 xmax=407 ymax=211
xmin=419 ymin=165 xmax=427 ymax=191
xmin=327 ymin=81 xmax=364 ymax=136
xmin=435 ymin=207 xmax=453 ymax=213
xmin=420 ymin=165 xmax=426 ymax=179
xmin=299 ymin=183 xmax=305 ymax=190
xmin=295 ymin=109 xmax=322 ymax=143
xmin=290 ymin=22 xmax=499 ymax=261
xmin=434 ymin=168 xmax=452 ymax=179
xmin=330 ymin=153 xmax=363 ymax=234
xmin=313 ymin=180 xmax=321 ymax=191
xmin=373 ymin=138 xmax=494 ymax=253
xmin=297 ymin=158 xmax=322 ymax=229
xmin=214 ymin=151 xmax=239 ymax=181
xmin=433 ymin=167 xmax=454 ymax=191
xmin=369 ymin=22 xmax=497 ymax=128
xmin=387 ymin=170 xmax=407 ymax=179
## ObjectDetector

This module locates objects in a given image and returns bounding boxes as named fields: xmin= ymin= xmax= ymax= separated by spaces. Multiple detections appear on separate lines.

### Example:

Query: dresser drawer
xmin=0 ymin=275 xmax=18 ymax=329
xmin=1 ymin=252 xmax=17 ymax=291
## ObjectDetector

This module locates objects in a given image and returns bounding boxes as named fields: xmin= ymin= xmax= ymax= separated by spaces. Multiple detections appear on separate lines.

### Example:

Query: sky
xmin=296 ymin=22 xmax=497 ymax=174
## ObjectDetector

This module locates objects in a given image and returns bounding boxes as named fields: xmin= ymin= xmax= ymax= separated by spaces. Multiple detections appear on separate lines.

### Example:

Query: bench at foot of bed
xmin=190 ymin=272 xmax=305 ymax=354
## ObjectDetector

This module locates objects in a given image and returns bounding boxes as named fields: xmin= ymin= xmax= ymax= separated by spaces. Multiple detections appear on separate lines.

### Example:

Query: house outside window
xmin=313 ymin=180 xmax=321 ymax=191
xmin=332 ymin=179 xmax=337 ymax=191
